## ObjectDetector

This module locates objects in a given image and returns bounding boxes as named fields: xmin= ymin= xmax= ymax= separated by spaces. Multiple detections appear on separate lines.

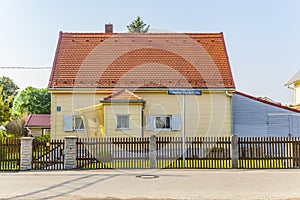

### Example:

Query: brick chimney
xmin=105 ymin=24 xmax=113 ymax=33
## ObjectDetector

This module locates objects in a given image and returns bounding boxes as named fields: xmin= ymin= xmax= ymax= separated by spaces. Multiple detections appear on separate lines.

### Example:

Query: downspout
xmin=141 ymin=101 xmax=146 ymax=138
xmin=226 ymin=90 xmax=234 ymax=135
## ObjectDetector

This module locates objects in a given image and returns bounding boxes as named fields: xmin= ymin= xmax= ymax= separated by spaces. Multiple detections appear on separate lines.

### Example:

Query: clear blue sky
xmin=0 ymin=0 xmax=299 ymax=104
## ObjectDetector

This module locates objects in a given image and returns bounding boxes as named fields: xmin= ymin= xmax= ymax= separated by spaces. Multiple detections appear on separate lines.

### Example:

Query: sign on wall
xmin=167 ymin=89 xmax=202 ymax=95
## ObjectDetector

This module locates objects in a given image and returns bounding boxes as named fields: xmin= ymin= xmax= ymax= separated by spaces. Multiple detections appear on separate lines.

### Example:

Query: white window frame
xmin=154 ymin=115 xmax=172 ymax=131
xmin=74 ymin=116 xmax=85 ymax=131
xmin=116 ymin=115 xmax=130 ymax=130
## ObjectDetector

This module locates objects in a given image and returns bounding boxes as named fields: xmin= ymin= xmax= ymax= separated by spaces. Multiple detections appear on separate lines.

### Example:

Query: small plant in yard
xmin=34 ymin=135 xmax=50 ymax=143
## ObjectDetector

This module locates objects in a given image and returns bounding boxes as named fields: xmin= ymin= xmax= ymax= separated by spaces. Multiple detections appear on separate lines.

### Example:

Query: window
xmin=146 ymin=115 xmax=180 ymax=131
xmin=155 ymin=116 xmax=171 ymax=129
xmin=116 ymin=115 xmax=129 ymax=129
xmin=64 ymin=115 xmax=85 ymax=132
xmin=74 ymin=117 xmax=85 ymax=131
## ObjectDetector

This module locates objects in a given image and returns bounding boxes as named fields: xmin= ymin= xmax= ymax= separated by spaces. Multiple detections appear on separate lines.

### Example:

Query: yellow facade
xmin=27 ymin=127 xmax=50 ymax=137
xmin=49 ymin=90 xmax=232 ymax=139
xmin=294 ymin=81 xmax=300 ymax=105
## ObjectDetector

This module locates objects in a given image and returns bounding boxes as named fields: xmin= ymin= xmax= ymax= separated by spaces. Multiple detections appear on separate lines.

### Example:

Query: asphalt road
xmin=1 ymin=169 xmax=300 ymax=200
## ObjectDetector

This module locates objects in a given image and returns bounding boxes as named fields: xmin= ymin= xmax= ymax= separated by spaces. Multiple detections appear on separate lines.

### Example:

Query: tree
xmin=127 ymin=16 xmax=150 ymax=33
xmin=0 ymin=76 xmax=19 ymax=104
xmin=12 ymin=87 xmax=50 ymax=117
xmin=0 ymin=87 xmax=11 ymax=124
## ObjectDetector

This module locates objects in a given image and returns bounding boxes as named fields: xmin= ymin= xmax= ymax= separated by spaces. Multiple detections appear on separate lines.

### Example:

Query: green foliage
xmin=0 ymin=76 xmax=18 ymax=125
xmin=34 ymin=135 xmax=50 ymax=143
xmin=0 ymin=87 xmax=11 ymax=124
xmin=13 ymin=87 xmax=50 ymax=117
xmin=0 ymin=76 xmax=19 ymax=105
xmin=127 ymin=16 xmax=150 ymax=33
xmin=0 ymin=130 xmax=4 ymax=139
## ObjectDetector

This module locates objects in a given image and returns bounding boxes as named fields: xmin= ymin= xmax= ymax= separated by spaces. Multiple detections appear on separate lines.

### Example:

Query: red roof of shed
xmin=25 ymin=114 xmax=51 ymax=127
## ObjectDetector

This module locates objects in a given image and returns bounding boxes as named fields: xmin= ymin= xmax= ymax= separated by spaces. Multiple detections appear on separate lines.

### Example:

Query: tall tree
xmin=12 ymin=87 xmax=50 ymax=117
xmin=0 ymin=76 xmax=19 ymax=104
xmin=0 ymin=87 xmax=11 ymax=124
xmin=127 ymin=16 xmax=150 ymax=33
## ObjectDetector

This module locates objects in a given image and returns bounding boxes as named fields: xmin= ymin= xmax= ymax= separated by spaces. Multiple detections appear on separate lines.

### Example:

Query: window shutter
xmin=146 ymin=115 xmax=154 ymax=131
xmin=171 ymin=115 xmax=181 ymax=131
xmin=64 ymin=116 xmax=73 ymax=132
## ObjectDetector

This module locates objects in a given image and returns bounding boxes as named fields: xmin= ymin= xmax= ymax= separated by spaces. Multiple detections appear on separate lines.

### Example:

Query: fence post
xmin=231 ymin=135 xmax=239 ymax=169
xmin=20 ymin=137 xmax=33 ymax=171
xmin=150 ymin=135 xmax=157 ymax=169
xmin=64 ymin=136 xmax=77 ymax=170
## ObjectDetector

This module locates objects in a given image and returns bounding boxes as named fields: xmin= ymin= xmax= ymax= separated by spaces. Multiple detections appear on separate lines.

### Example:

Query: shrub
xmin=34 ymin=135 xmax=50 ymax=143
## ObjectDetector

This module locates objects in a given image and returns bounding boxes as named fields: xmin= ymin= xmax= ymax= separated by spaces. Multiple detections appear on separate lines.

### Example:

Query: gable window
xmin=116 ymin=115 xmax=129 ymax=129
xmin=74 ymin=116 xmax=85 ymax=131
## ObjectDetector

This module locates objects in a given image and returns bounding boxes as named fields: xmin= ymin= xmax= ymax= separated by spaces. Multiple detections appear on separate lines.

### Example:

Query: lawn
xmin=78 ymin=159 xmax=288 ymax=169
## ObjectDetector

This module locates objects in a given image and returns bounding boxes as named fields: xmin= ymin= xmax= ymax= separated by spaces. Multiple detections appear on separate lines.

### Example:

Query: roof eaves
xmin=100 ymin=99 xmax=145 ymax=103
xmin=285 ymin=70 xmax=300 ymax=86
xmin=24 ymin=114 xmax=33 ymax=127
xmin=221 ymin=32 xmax=235 ymax=89
xmin=48 ymin=31 xmax=63 ymax=89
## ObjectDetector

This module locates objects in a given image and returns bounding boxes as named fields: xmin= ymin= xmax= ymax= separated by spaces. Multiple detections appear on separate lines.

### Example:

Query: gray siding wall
xmin=233 ymin=93 xmax=300 ymax=137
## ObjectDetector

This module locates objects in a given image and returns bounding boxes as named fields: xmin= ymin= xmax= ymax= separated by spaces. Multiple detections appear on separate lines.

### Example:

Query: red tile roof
xmin=48 ymin=32 xmax=235 ymax=89
xmin=25 ymin=114 xmax=51 ymax=127
xmin=102 ymin=89 xmax=143 ymax=102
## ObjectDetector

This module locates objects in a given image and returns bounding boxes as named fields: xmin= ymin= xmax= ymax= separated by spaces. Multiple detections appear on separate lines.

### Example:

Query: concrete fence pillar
xmin=149 ymin=135 xmax=157 ymax=169
xmin=64 ymin=136 xmax=77 ymax=170
xmin=20 ymin=137 xmax=34 ymax=171
xmin=231 ymin=135 xmax=239 ymax=169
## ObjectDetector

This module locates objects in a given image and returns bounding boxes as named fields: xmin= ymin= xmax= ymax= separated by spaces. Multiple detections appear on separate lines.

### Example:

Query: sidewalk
xmin=1 ymin=169 xmax=300 ymax=200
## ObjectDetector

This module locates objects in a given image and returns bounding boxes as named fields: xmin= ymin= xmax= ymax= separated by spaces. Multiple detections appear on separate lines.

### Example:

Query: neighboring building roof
xmin=257 ymin=96 xmax=281 ymax=105
xmin=48 ymin=32 xmax=235 ymax=89
xmin=100 ymin=89 xmax=144 ymax=103
xmin=25 ymin=114 xmax=51 ymax=127
xmin=285 ymin=70 xmax=300 ymax=86
xmin=235 ymin=91 xmax=300 ymax=113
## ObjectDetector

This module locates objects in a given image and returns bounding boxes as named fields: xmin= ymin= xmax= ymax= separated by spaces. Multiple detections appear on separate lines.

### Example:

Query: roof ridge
xmin=60 ymin=32 xmax=224 ymax=38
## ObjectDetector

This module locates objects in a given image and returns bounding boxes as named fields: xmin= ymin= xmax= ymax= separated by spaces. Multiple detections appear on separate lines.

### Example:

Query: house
xmin=48 ymin=24 xmax=235 ymax=139
xmin=286 ymin=70 xmax=300 ymax=107
xmin=233 ymin=91 xmax=300 ymax=137
xmin=24 ymin=114 xmax=51 ymax=137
